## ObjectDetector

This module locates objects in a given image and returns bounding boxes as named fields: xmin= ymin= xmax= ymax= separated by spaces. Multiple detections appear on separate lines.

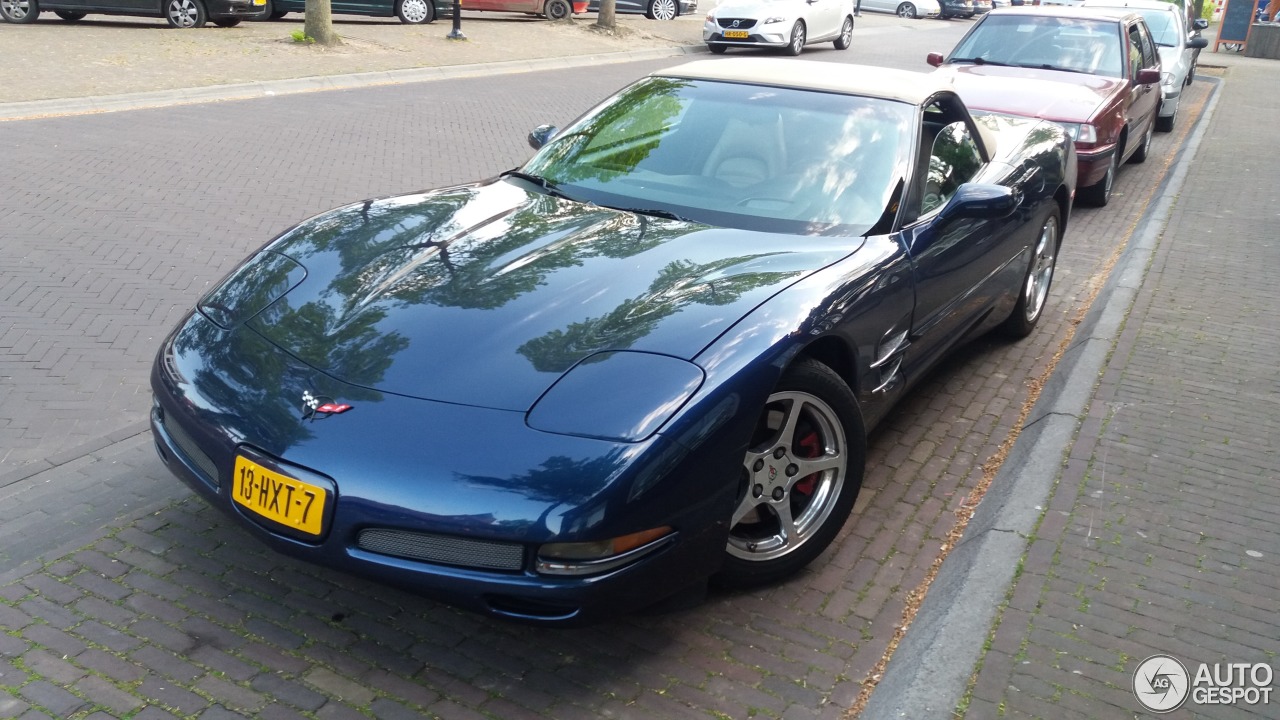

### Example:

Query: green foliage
xmin=291 ymin=29 xmax=316 ymax=43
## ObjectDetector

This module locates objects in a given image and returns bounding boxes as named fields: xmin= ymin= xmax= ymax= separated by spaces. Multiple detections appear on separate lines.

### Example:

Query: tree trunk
xmin=305 ymin=0 xmax=342 ymax=45
xmin=596 ymin=0 xmax=615 ymax=28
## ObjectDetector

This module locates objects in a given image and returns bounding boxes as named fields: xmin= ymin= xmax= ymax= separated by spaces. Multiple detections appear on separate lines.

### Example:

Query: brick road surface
xmin=955 ymin=60 xmax=1280 ymax=720
xmin=0 ymin=31 xmax=1231 ymax=720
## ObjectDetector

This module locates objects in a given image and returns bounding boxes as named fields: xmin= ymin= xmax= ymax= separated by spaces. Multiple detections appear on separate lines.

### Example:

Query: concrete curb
xmin=0 ymin=44 xmax=707 ymax=122
xmin=860 ymin=77 xmax=1226 ymax=719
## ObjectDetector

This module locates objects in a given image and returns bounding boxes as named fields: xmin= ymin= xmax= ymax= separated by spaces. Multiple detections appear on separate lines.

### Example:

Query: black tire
xmin=0 ymin=0 xmax=40 ymax=23
xmin=895 ymin=1 xmax=916 ymax=16
xmin=1185 ymin=59 xmax=1196 ymax=86
xmin=645 ymin=0 xmax=676 ymax=19
xmin=834 ymin=15 xmax=853 ymax=49
xmin=784 ymin=20 xmax=805 ymax=56
xmin=395 ymin=0 xmax=433 ymax=22
xmin=1078 ymin=150 xmax=1117 ymax=207
xmin=544 ymin=0 xmax=571 ymax=19
xmin=1156 ymin=101 xmax=1176 ymax=132
xmin=999 ymin=207 xmax=1060 ymax=338
xmin=213 ymin=17 xmax=240 ymax=25
xmin=55 ymin=9 xmax=85 ymax=20
xmin=708 ymin=42 xmax=728 ymax=54
xmin=715 ymin=359 xmax=866 ymax=589
xmin=270 ymin=9 xmax=287 ymax=17
xmin=1129 ymin=120 xmax=1153 ymax=164
xmin=165 ymin=0 xmax=206 ymax=27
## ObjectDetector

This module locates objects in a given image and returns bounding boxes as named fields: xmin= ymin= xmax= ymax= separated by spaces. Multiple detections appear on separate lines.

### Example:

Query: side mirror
xmin=927 ymin=51 xmax=945 ymax=67
xmin=1193 ymin=17 xmax=1209 ymax=30
xmin=1189 ymin=35 xmax=1209 ymax=49
xmin=938 ymin=184 xmax=1020 ymax=222
xmin=1135 ymin=68 xmax=1161 ymax=85
xmin=528 ymin=124 xmax=558 ymax=150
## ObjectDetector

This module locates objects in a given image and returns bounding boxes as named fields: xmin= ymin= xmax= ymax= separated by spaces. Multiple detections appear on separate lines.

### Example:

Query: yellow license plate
xmin=233 ymin=455 xmax=326 ymax=537
xmin=253 ymin=0 xmax=266 ymax=5
xmin=724 ymin=29 xmax=749 ymax=38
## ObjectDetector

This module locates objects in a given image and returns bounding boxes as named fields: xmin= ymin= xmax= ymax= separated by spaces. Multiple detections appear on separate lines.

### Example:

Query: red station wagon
xmin=928 ymin=6 xmax=1162 ymax=206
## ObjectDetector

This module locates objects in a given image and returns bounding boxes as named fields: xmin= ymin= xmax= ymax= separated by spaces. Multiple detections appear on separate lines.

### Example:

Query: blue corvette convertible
xmin=151 ymin=58 xmax=1076 ymax=625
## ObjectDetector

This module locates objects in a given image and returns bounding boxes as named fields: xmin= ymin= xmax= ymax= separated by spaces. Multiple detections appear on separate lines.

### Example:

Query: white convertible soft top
xmin=655 ymin=58 xmax=954 ymax=106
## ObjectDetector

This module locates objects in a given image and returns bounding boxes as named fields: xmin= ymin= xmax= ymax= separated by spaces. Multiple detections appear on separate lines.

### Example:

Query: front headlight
xmin=1161 ymin=71 xmax=1175 ymax=88
xmin=763 ymin=15 xmax=786 ymax=23
xmin=536 ymin=527 xmax=676 ymax=576
xmin=1058 ymin=122 xmax=1098 ymax=144
xmin=526 ymin=351 xmax=704 ymax=442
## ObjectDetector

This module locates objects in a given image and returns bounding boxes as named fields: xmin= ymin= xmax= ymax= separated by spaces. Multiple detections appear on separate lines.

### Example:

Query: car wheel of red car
xmin=396 ymin=0 xmax=433 ymax=23
xmin=784 ymin=20 xmax=806 ymax=55
xmin=1129 ymin=121 xmax=1153 ymax=164
xmin=1080 ymin=151 xmax=1117 ymax=207
xmin=1000 ymin=207 xmax=1060 ymax=338
xmin=544 ymin=0 xmax=571 ymax=19
xmin=646 ymin=0 xmax=676 ymax=20
xmin=717 ymin=358 xmax=866 ymax=588
xmin=895 ymin=1 xmax=917 ymax=17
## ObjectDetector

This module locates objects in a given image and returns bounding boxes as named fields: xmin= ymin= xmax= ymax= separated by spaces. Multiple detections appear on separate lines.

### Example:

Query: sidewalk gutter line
xmin=860 ymin=78 xmax=1225 ymax=720
xmin=0 ymin=44 xmax=707 ymax=123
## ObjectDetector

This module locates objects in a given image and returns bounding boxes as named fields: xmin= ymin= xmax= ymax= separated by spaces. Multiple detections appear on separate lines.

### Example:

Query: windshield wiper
xmin=616 ymin=206 xmax=694 ymax=222
xmin=501 ymin=169 xmax=580 ymax=202
xmin=949 ymin=57 xmax=1013 ymax=66
xmin=1016 ymin=63 xmax=1091 ymax=75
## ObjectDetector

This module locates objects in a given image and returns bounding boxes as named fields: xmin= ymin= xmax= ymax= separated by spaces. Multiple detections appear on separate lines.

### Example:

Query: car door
xmin=1126 ymin=20 xmax=1161 ymax=140
xmin=900 ymin=112 xmax=1023 ymax=377
xmin=804 ymin=0 xmax=841 ymax=39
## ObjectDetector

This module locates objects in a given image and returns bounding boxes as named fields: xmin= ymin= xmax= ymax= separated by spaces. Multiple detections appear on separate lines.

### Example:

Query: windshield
xmin=949 ymin=15 xmax=1125 ymax=78
xmin=522 ymin=77 xmax=914 ymax=237
xmin=1134 ymin=8 xmax=1179 ymax=45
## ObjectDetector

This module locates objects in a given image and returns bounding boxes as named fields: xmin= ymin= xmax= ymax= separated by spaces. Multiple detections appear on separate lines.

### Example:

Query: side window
xmin=1127 ymin=24 xmax=1144 ymax=77
xmin=920 ymin=121 xmax=983 ymax=215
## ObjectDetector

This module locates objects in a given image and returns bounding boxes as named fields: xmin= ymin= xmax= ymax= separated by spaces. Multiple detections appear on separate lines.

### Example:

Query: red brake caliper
xmin=793 ymin=430 xmax=821 ymax=496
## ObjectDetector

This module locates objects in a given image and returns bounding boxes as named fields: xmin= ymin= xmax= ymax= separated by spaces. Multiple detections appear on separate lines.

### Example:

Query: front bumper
xmin=703 ymin=22 xmax=790 ymax=47
xmin=208 ymin=0 xmax=270 ymax=19
xmin=1075 ymin=144 xmax=1117 ymax=188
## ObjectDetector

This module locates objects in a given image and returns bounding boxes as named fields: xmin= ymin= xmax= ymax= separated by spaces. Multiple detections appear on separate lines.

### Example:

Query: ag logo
xmin=1134 ymin=654 xmax=1190 ymax=713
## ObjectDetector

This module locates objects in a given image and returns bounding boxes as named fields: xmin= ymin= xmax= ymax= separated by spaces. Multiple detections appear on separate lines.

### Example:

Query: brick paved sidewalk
xmin=913 ymin=59 xmax=1280 ymax=719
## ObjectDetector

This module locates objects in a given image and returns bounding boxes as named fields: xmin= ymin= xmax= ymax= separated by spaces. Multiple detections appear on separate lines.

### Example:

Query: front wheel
xmin=55 ymin=9 xmax=85 ymax=19
xmin=716 ymin=359 xmax=866 ymax=588
xmin=396 ymin=0 xmax=433 ymax=22
xmin=543 ymin=0 xmax=571 ymax=19
xmin=1078 ymin=151 xmax=1117 ymax=207
xmin=165 ymin=0 xmax=206 ymax=27
xmin=895 ymin=2 xmax=917 ymax=17
xmin=0 ymin=0 xmax=40 ymax=23
xmin=1129 ymin=120 xmax=1153 ymax=163
xmin=834 ymin=15 xmax=853 ymax=49
xmin=999 ymin=207 xmax=1060 ymax=338
xmin=645 ymin=0 xmax=676 ymax=19
xmin=783 ymin=20 xmax=805 ymax=55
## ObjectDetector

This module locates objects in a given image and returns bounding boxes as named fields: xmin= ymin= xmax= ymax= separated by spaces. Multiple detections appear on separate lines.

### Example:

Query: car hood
xmin=937 ymin=65 xmax=1125 ymax=123
xmin=238 ymin=179 xmax=857 ymax=411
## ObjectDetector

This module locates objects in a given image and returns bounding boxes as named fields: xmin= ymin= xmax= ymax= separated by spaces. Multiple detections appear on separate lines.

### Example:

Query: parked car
xmin=974 ymin=0 xmax=992 ymax=14
xmin=1081 ymin=0 xmax=1209 ymax=130
xmin=585 ymin=0 xmax=696 ymax=20
xmin=928 ymin=6 xmax=1162 ymax=206
xmin=704 ymin=0 xmax=855 ymax=54
xmin=151 ymin=57 xmax=1075 ymax=625
xmin=0 ymin=0 xmax=266 ymax=26
xmin=938 ymin=0 xmax=974 ymax=17
xmin=858 ymin=0 xmax=942 ymax=19
xmin=266 ymin=0 xmax=585 ymax=22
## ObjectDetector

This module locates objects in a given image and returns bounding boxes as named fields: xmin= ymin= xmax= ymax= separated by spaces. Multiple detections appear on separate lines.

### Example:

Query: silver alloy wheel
xmin=400 ymin=0 xmax=428 ymax=21
xmin=728 ymin=390 xmax=847 ymax=562
xmin=788 ymin=21 xmax=805 ymax=54
xmin=649 ymin=0 xmax=676 ymax=20
xmin=168 ymin=0 xmax=199 ymax=26
xmin=2 ymin=0 xmax=31 ymax=19
xmin=836 ymin=16 xmax=853 ymax=48
xmin=896 ymin=2 xmax=916 ymax=17
xmin=1022 ymin=214 xmax=1057 ymax=324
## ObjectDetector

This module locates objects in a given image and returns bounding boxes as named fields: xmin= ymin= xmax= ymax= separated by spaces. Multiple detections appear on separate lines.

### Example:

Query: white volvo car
xmin=704 ymin=0 xmax=856 ymax=55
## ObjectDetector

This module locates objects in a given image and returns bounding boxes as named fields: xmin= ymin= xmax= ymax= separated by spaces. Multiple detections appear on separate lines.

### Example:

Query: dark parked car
xmin=939 ymin=0 xmax=974 ymax=17
xmin=151 ymin=57 xmax=1075 ymax=625
xmin=267 ymin=0 xmax=585 ymax=22
xmin=0 ymin=0 xmax=266 ymax=26
xmin=586 ymin=0 xmax=695 ymax=19
xmin=928 ymin=6 xmax=1162 ymax=206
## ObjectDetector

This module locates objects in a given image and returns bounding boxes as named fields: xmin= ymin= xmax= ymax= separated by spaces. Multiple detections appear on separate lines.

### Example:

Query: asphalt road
xmin=0 ymin=28 xmax=1217 ymax=719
